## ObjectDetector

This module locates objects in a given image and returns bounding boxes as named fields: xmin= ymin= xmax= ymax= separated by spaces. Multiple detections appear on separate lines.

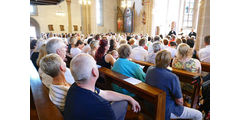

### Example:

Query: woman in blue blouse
xmin=146 ymin=50 xmax=202 ymax=120
xmin=112 ymin=44 xmax=145 ymax=96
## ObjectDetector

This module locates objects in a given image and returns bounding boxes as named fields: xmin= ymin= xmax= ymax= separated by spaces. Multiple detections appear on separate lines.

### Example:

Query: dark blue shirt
xmin=64 ymin=83 xmax=116 ymax=120
xmin=146 ymin=66 xmax=184 ymax=120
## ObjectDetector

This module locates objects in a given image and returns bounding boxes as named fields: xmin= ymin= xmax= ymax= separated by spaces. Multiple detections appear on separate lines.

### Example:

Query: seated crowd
xmin=30 ymin=31 xmax=210 ymax=120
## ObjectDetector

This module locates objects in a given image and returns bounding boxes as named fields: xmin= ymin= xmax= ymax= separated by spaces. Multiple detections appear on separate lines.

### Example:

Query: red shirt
xmin=168 ymin=39 xmax=175 ymax=46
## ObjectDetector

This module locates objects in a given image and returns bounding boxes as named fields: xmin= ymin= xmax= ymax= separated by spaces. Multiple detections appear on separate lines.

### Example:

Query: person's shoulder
xmin=105 ymin=53 xmax=113 ymax=59
xmin=191 ymin=58 xmax=200 ymax=63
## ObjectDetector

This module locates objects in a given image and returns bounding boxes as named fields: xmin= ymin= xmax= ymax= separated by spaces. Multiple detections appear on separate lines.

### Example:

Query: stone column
xmin=192 ymin=0 xmax=200 ymax=30
xmin=195 ymin=0 xmax=210 ymax=50
xmin=66 ymin=0 xmax=72 ymax=33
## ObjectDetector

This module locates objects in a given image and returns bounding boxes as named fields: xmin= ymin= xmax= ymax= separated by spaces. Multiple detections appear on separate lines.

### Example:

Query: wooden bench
xmin=201 ymin=62 xmax=210 ymax=72
xmin=130 ymin=59 xmax=201 ymax=108
xmin=30 ymin=68 xmax=63 ymax=120
xmin=98 ymin=67 xmax=166 ymax=120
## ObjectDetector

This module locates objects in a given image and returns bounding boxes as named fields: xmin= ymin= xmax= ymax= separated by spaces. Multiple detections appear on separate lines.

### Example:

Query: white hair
xmin=46 ymin=37 xmax=65 ymax=54
xmin=152 ymin=42 xmax=161 ymax=53
xmin=70 ymin=53 xmax=97 ymax=84
xmin=40 ymin=53 xmax=62 ymax=77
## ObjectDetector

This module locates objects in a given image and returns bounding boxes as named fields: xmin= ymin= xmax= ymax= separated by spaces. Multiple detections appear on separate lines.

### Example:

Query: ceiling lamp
xmin=79 ymin=0 xmax=91 ymax=5
xmin=56 ymin=5 xmax=65 ymax=16
xmin=121 ymin=0 xmax=132 ymax=8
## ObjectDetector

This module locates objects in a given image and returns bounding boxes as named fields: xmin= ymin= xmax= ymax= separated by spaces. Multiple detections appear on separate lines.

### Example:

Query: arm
xmin=171 ymin=76 xmax=184 ymax=106
xmin=99 ymin=90 xmax=141 ymax=113
xmin=134 ymin=64 xmax=146 ymax=82
xmin=175 ymin=98 xmax=183 ymax=106
xmin=105 ymin=54 xmax=116 ymax=66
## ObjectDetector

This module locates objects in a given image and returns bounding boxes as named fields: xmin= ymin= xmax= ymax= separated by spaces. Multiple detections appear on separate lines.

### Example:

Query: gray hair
xmin=90 ymin=40 xmax=99 ymax=50
xmin=118 ymin=44 xmax=132 ymax=58
xmin=46 ymin=37 xmax=65 ymax=54
xmin=70 ymin=53 xmax=97 ymax=84
xmin=152 ymin=42 xmax=161 ymax=53
xmin=40 ymin=53 xmax=62 ymax=77
xmin=176 ymin=43 xmax=193 ymax=60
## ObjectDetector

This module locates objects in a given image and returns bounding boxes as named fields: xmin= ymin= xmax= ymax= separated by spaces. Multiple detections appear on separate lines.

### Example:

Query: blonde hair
xmin=176 ymin=43 xmax=193 ymax=60
xmin=119 ymin=39 xmax=127 ymax=45
xmin=129 ymin=38 xmax=135 ymax=45
xmin=69 ymin=36 xmax=78 ymax=45
xmin=155 ymin=50 xmax=171 ymax=68
xmin=37 ymin=44 xmax=48 ymax=67
xmin=40 ymin=53 xmax=62 ymax=77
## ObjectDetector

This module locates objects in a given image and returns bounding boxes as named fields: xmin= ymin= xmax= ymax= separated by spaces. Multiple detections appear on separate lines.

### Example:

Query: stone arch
xmin=30 ymin=17 xmax=40 ymax=39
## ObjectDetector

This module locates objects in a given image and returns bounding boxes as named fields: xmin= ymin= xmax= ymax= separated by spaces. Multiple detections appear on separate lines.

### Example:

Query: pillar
xmin=66 ymin=0 xmax=72 ymax=33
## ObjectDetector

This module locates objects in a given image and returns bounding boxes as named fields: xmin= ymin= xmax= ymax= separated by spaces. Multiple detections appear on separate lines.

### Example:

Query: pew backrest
xmin=130 ymin=59 xmax=201 ymax=108
xmin=201 ymin=62 xmax=210 ymax=72
xmin=99 ymin=67 xmax=166 ymax=120
xmin=30 ymin=70 xmax=63 ymax=120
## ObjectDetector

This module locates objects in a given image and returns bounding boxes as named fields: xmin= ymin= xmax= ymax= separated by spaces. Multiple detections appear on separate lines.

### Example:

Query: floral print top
xmin=172 ymin=58 xmax=201 ymax=73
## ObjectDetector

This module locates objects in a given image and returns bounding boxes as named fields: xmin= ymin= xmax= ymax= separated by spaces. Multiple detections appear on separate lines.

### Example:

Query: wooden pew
xmin=98 ymin=67 xmax=166 ymax=120
xmin=30 ymin=71 xmax=63 ymax=120
xmin=201 ymin=62 xmax=210 ymax=72
xmin=130 ymin=59 xmax=201 ymax=108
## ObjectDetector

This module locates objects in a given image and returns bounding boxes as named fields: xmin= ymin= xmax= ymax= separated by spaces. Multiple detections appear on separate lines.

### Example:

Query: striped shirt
xmin=49 ymin=84 xmax=70 ymax=112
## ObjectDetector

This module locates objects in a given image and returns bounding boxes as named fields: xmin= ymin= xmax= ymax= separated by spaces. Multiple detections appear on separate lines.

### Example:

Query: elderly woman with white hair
xmin=172 ymin=43 xmax=201 ymax=73
xmin=38 ymin=38 xmax=75 ymax=89
xmin=172 ymin=43 xmax=201 ymax=106
xmin=146 ymin=42 xmax=161 ymax=64
xmin=40 ymin=53 xmax=70 ymax=112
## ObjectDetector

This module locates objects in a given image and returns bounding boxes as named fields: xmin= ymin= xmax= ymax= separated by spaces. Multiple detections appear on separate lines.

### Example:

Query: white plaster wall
xmin=71 ymin=0 xmax=82 ymax=33
xmin=31 ymin=0 xmax=82 ymax=33
xmin=91 ymin=0 xmax=117 ymax=33
xmin=31 ymin=1 xmax=68 ymax=33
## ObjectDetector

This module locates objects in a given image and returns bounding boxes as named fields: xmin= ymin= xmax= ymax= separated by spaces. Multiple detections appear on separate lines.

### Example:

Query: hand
xmin=129 ymin=97 xmax=141 ymax=113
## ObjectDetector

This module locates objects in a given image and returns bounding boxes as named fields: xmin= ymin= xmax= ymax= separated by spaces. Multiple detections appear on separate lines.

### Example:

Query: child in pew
xmin=109 ymin=50 xmax=119 ymax=59
xmin=40 ymin=53 xmax=70 ymax=112
xmin=145 ymin=50 xmax=202 ymax=120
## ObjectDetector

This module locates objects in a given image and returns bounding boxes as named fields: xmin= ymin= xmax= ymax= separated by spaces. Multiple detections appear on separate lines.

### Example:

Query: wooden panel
xmin=30 ymin=89 xmax=39 ymax=120
xmin=30 ymin=74 xmax=63 ymax=120
xmin=201 ymin=62 xmax=210 ymax=72
xmin=98 ymin=67 xmax=166 ymax=120
xmin=130 ymin=59 xmax=201 ymax=108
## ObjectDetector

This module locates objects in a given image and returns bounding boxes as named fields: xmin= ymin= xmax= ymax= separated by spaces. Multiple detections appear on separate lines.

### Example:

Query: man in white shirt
xmin=165 ymin=41 xmax=177 ymax=58
xmin=130 ymin=38 xmax=148 ymax=61
xmin=198 ymin=35 xmax=210 ymax=63
xmin=148 ymin=36 xmax=164 ymax=54
xmin=162 ymin=38 xmax=170 ymax=50
xmin=39 ymin=38 xmax=75 ymax=88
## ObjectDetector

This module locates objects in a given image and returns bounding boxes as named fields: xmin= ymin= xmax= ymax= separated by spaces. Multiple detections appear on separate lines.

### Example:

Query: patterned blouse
xmin=172 ymin=57 xmax=201 ymax=73
xmin=172 ymin=57 xmax=201 ymax=95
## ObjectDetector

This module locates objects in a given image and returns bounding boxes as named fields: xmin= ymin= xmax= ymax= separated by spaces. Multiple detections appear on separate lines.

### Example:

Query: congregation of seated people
xmin=30 ymin=30 xmax=210 ymax=120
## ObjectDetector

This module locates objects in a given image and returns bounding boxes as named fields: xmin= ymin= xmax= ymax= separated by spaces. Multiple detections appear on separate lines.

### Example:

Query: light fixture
xmin=79 ymin=0 xmax=91 ymax=5
xmin=56 ymin=5 xmax=65 ymax=16
xmin=121 ymin=0 xmax=132 ymax=8
xmin=79 ymin=0 xmax=83 ymax=4
xmin=88 ymin=0 xmax=91 ymax=5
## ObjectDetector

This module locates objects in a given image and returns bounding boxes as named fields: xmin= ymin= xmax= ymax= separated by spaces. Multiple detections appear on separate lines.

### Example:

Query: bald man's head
xmin=70 ymin=53 xmax=98 ymax=84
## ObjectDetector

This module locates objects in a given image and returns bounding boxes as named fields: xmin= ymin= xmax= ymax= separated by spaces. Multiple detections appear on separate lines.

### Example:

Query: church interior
xmin=29 ymin=0 xmax=211 ymax=120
